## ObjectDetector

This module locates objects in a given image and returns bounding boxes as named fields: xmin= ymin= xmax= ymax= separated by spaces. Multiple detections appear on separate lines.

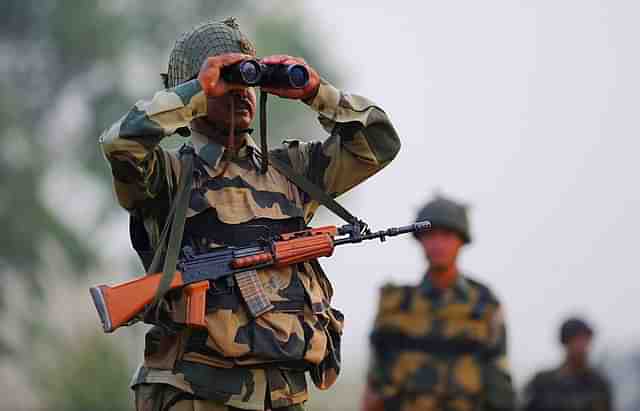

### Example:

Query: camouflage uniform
xmin=522 ymin=319 xmax=612 ymax=411
xmin=367 ymin=274 xmax=515 ymax=411
xmin=366 ymin=197 xmax=515 ymax=410
xmin=100 ymin=19 xmax=400 ymax=411
xmin=522 ymin=367 xmax=612 ymax=411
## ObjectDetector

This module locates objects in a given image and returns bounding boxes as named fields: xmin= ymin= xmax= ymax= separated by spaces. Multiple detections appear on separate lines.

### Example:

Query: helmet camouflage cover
xmin=163 ymin=17 xmax=256 ymax=89
xmin=415 ymin=195 xmax=471 ymax=244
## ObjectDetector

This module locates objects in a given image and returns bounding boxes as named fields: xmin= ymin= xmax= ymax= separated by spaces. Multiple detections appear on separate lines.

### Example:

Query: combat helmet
xmin=162 ymin=17 xmax=256 ymax=89
xmin=415 ymin=195 xmax=471 ymax=243
xmin=560 ymin=317 xmax=594 ymax=345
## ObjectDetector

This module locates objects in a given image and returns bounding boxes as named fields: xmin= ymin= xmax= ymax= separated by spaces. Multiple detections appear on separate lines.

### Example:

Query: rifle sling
xmin=257 ymin=89 xmax=361 ymax=225
xmin=268 ymin=154 xmax=361 ymax=226
xmin=151 ymin=145 xmax=195 ymax=309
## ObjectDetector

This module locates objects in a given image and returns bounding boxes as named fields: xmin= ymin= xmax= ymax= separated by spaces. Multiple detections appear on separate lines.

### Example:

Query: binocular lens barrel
xmin=222 ymin=59 xmax=262 ymax=86
xmin=221 ymin=60 xmax=309 ymax=89
xmin=284 ymin=64 xmax=309 ymax=88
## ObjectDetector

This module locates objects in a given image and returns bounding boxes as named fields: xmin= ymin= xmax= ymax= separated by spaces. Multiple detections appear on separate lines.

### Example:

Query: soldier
xmin=362 ymin=196 xmax=515 ymax=411
xmin=522 ymin=318 xmax=612 ymax=411
xmin=99 ymin=18 xmax=400 ymax=411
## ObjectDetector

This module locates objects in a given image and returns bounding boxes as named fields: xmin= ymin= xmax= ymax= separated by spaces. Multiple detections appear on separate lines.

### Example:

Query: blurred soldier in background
xmin=522 ymin=318 xmax=612 ymax=411
xmin=99 ymin=17 xmax=400 ymax=411
xmin=361 ymin=196 xmax=515 ymax=411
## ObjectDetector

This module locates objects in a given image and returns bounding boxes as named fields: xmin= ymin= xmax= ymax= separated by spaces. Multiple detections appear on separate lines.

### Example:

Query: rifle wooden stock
xmin=231 ymin=233 xmax=336 ymax=269
xmin=273 ymin=233 xmax=334 ymax=267
xmin=90 ymin=271 xmax=184 ymax=333
xmin=183 ymin=280 xmax=210 ymax=328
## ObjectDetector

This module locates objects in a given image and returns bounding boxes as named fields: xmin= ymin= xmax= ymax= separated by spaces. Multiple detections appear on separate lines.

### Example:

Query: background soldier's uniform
xmin=367 ymin=275 xmax=515 ymax=411
xmin=100 ymin=19 xmax=400 ymax=411
xmin=522 ymin=367 xmax=612 ymax=411
xmin=522 ymin=318 xmax=612 ymax=411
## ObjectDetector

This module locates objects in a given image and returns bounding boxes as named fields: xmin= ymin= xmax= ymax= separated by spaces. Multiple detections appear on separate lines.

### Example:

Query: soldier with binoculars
xmin=99 ymin=17 xmax=401 ymax=411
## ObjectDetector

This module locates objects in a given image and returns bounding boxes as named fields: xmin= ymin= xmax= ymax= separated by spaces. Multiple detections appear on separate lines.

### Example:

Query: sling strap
xmin=258 ymin=90 xmax=366 ymax=230
xmin=150 ymin=144 xmax=195 ymax=313
xmin=268 ymin=153 xmax=365 ymax=229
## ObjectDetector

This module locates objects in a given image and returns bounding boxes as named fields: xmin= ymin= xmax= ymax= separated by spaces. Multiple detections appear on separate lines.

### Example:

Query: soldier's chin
xmin=232 ymin=112 xmax=253 ymax=130
xmin=428 ymin=261 xmax=450 ymax=272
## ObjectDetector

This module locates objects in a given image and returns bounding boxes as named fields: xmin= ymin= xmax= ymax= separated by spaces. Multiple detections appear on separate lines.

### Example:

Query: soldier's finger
xmin=260 ymin=54 xmax=291 ymax=65
xmin=284 ymin=57 xmax=307 ymax=66
xmin=211 ymin=53 xmax=255 ymax=68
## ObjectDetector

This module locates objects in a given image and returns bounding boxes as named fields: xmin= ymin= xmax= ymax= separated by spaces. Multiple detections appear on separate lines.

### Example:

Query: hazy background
xmin=1 ymin=1 xmax=638 ymax=410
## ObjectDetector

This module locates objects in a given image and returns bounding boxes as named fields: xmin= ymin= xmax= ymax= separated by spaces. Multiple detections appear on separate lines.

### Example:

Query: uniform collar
xmin=420 ymin=272 xmax=471 ymax=300
xmin=190 ymin=129 xmax=259 ymax=169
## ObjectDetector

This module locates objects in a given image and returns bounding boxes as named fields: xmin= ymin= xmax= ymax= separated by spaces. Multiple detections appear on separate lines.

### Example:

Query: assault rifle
xmin=90 ymin=221 xmax=430 ymax=333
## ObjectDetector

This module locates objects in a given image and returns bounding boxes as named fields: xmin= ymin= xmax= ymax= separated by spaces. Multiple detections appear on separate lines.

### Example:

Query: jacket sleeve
xmin=597 ymin=374 xmax=613 ymax=411
xmin=365 ymin=284 xmax=401 ymax=396
xmin=99 ymin=80 xmax=207 ymax=211
xmin=483 ymin=305 xmax=516 ymax=411
xmin=271 ymin=79 xmax=401 ymax=220
xmin=521 ymin=374 xmax=541 ymax=411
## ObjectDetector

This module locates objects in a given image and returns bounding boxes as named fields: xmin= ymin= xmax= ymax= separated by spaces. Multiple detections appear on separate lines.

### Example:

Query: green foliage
xmin=35 ymin=332 xmax=132 ymax=411
xmin=0 ymin=1 xmax=344 ymax=409
xmin=0 ymin=0 xmax=134 ymax=299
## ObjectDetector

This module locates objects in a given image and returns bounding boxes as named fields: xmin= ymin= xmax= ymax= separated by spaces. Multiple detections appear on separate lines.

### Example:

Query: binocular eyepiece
xmin=221 ymin=59 xmax=309 ymax=89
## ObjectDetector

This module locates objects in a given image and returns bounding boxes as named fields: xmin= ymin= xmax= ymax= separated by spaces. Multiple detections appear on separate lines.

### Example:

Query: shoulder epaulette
xmin=464 ymin=276 xmax=500 ymax=305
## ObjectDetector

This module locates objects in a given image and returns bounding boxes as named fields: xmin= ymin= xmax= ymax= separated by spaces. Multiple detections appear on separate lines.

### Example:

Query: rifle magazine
xmin=234 ymin=269 xmax=274 ymax=317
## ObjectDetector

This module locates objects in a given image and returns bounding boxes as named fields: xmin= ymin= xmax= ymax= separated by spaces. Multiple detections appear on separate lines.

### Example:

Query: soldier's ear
xmin=160 ymin=73 xmax=169 ymax=89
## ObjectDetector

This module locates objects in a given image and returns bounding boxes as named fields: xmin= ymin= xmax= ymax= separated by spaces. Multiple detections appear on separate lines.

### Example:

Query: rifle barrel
xmin=333 ymin=220 xmax=431 ymax=246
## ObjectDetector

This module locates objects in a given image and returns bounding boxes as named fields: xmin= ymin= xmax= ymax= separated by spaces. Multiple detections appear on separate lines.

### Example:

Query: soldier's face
xmin=206 ymin=87 xmax=257 ymax=130
xmin=419 ymin=228 xmax=464 ymax=270
xmin=566 ymin=333 xmax=592 ymax=362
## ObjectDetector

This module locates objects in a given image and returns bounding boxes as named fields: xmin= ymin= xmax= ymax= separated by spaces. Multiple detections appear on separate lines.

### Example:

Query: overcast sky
xmin=300 ymin=1 xmax=640 ymax=386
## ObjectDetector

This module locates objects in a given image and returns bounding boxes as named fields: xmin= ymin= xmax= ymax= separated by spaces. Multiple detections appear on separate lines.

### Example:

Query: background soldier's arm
xmin=521 ymin=374 xmax=541 ymax=411
xmin=362 ymin=332 xmax=386 ymax=410
xmin=598 ymin=374 xmax=613 ymax=411
xmin=271 ymin=79 xmax=401 ymax=219
xmin=360 ymin=286 xmax=395 ymax=411
xmin=483 ymin=306 xmax=516 ymax=411
xmin=99 ymin=79 xmax=207 ymax=211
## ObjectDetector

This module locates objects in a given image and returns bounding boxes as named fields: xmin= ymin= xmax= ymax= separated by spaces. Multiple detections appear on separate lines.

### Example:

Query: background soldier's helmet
xmin=162 ymin=17 xmax=257 ymax=89
xmin=415 ymin=195 xmax=471 ymax=244
xmin=560 ymin=317 xmax=594 ymax=345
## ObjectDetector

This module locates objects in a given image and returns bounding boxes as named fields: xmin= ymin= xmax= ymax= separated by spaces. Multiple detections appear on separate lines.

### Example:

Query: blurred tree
xmin=33 ymin=331 xmax=132 ymax=411
xmin=0 ymin=1 xmax=341 ymax=408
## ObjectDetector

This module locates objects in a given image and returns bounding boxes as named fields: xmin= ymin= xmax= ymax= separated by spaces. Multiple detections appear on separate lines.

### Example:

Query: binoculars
xmin=221 ymin=59 xmax=309 ymax=89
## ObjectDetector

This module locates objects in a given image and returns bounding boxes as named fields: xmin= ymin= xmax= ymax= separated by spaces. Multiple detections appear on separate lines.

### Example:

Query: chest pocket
xmin=436 ymin=286 xmax=494 ymax=345
xmin=187 ymin=158 xmax=304 ymax=224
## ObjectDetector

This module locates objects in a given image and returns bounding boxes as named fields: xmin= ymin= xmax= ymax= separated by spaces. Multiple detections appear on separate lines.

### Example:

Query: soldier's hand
xmin=198 ymin=53 xmax=254 ymax=97
xmin=260 ymin=55 xmax=320 ymax=101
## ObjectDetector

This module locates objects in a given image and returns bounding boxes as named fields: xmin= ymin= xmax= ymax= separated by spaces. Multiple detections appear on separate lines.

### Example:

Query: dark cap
xmin=560 ymin=317 xmax=594 ymax=345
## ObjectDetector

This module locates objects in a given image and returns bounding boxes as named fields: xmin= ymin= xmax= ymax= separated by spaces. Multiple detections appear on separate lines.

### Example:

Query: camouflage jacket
xmin=367 ymin=274 xmax=515 ymax=411
xmin=100 ymin=78 xmax=400 ymax=409
xmin=522 ymin=366 xmax=612 ymax=411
